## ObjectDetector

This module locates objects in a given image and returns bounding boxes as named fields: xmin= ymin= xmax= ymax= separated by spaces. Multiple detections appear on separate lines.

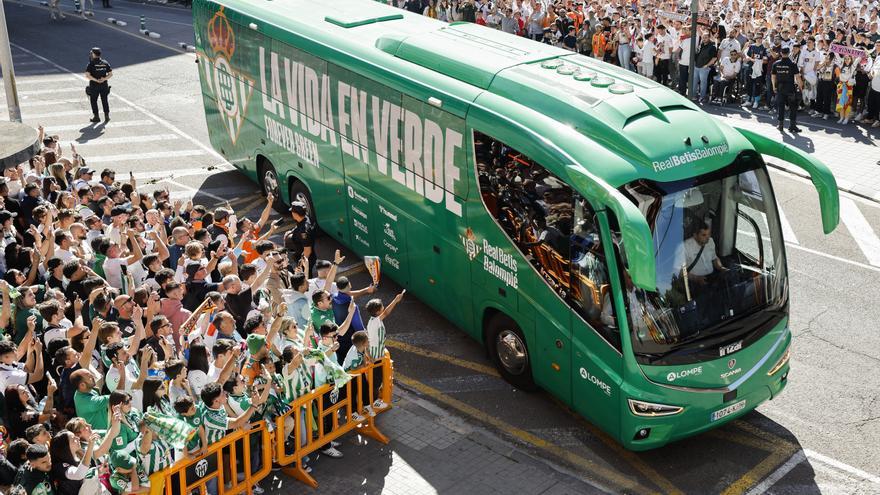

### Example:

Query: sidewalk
xmin=704 ymin=104 xmax=880 ymax=203
xmin=261 ymin=388 xmax=606 ymax=495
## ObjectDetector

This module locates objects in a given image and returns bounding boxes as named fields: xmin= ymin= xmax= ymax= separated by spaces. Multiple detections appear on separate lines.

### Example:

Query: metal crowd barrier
xmin=147 ymin=352 xmax=394 ymax=494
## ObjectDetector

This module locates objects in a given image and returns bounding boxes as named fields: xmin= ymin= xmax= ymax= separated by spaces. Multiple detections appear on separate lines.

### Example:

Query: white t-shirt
xmin=105 ymin=360 xmax=144 ymax=410
xmin=102 ymin=257 xmax=127 ymax=290
xmin=720 ymin=57 xmax=742 ymax=78
xmin=0 ymin=362 xmax=28 ymax=391
xmin=54 ymin=248 xmax=76 ymax=264
xmin=679 ymin=38 xmax=692 ymax=65
xmin=307 ymin=278 xmax=338 ymax=300
xmin=655 ymin=34 xmax=673 ymax=60
xmin=799 ymin=48 xmax=821 ymax=74
xmin=188 ymin=369 xmax=209 ymax=399
xmin=676 ymin=237 xmax=718 ymax=277
xmin=128 ymin=261 xmax=149 ymax=288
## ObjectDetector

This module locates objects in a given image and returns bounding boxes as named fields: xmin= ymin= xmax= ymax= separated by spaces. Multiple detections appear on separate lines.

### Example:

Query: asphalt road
xmin=3 ymin=2 xmax=880 ymax=493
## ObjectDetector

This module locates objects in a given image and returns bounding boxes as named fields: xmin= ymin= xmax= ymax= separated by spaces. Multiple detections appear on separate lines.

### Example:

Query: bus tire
xmin=486 ymin=314 xmax=537 ymax=391
xmin=257 ymin=158 xmax=284 ymax=212
xmin=289 ymin=180 xmax=317 ymax=229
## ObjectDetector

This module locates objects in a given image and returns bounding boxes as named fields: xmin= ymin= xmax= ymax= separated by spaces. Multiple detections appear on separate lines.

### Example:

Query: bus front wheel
xmin=289 ymin=180 xmax=317 ymax=228
xmin=487 ymin=314 xmax=537 ymax=391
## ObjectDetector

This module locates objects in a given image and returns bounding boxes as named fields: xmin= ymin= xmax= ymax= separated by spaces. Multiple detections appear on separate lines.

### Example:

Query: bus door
xmin=568 ymin=202 xmax=624 ymax=438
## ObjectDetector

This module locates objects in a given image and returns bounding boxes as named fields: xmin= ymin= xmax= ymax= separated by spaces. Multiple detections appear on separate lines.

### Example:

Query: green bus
xmin=192 ymin=0 xmax=839 ymax=450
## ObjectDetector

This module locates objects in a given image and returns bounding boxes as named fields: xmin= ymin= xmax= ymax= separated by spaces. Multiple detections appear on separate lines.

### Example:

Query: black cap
xmin=0 ymin=210 xmax=17 ymax=223
xmin=101 ymin=168 xmax=115 ymax=179
xmin=289 ymin=201 xmax=307 ymax=216
xmin=110 ymin=205 xmax=132 ymax=217
xmin=91 ymin=47 xmax=101 ymax=56
xmin=780 ymin=46 xmax=791 ymax=55
xmin=315 ymin=259 xmax=331 ymax=270
xmin=79 ymin=167 xmax=94 ymax=176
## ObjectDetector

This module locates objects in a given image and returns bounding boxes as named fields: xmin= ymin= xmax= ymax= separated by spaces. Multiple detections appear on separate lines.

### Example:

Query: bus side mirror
xmin=734 ymin=127 xmax=839 ymax=235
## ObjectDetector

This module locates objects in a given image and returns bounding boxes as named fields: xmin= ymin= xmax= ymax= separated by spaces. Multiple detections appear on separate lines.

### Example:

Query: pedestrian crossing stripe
xmin=43 ymin=119 xmax=156 ymax=132
xmin=24 ymin=107 xmax=135 ymax=119
xmin=839 ymin=198 xmax=880 ymax=267
xmin=74 ymin=134 xmax=180 ymax=147
xmin=86 ymin=149 xmax=205 ymax=163
xmin=776 ymin=201 xmax=799 ymax=245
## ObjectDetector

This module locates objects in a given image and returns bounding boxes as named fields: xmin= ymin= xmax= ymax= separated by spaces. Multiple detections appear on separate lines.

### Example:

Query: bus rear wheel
xmin=257 ymin=159 xmax=284 ymax=212
xmin=487 ymin=314 xmax=537 ymax=391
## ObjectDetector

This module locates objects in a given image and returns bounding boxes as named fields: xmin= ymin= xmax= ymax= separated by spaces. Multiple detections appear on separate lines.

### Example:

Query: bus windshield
xmin=619 ymin=153 xmax=788 ymax=365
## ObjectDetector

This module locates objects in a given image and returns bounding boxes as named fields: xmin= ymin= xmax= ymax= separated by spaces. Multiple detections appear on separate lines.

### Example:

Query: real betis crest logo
xmin=198 ymin=7 xmax=254 ymax=145
xmin=460 ymin=227 xmax=481 ymax=261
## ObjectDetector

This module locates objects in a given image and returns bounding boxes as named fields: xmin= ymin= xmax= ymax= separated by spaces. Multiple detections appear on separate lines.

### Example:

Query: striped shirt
xmin=138 ymin=433 xmax=173 ymax=475
xmin=280 ymin=364 xmax=311 ymax=403
xmin=342 ymin=346 xmax=365 ymax=371
xmin=366 ymin=317 xmax=386 ymax=360
xmin=198 ymin=403 xmax=229 ymax=445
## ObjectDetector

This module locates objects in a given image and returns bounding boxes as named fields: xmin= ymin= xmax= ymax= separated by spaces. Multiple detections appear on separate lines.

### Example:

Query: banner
xmin=364 ymin=256 xmax=381 ymax=286
xmin=829 ymin=44 xmax=868 ymax=63
xmin=657 ymin=10 xmax=689 ymax=22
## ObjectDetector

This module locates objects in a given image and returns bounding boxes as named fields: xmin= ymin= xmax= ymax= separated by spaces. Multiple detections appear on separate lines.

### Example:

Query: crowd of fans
xmin=0 ymin=127 xmax=405 ymax=494
xmin=387 ymin=0 xmax=880 ymax=129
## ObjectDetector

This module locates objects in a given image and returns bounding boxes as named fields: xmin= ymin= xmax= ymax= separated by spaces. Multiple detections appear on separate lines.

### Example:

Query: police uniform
xmin=771 ymin=53 xmax=800 ymax=131
xmin=284 ymin=216 xmax=315 ymax=274
xmin=86 ymin=50 xmax=112 ymax=122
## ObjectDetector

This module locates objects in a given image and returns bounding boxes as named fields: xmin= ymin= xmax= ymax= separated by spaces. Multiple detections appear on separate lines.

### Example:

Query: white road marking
xmin=805 ymin=449 xmax=880 ymax=485
xmin=86 ymin=149 xmax=204 ymax=163
xmin=45 ymin=119 xmax=156 ymax=132
xmin=789 ymin=242 xmax=880 ymax=274
xmin=11 ymin=75 xmax=77 ymax=84
xmin=131 ymin=164 xmax=234 ymax=180
xmin=73 ymin=134 xmax=180 ymax=146
xmin=745 ymin=450 xmax=806 ymax=495
xmin=24 ymin=108 xmax=134 ymax=119
xmin=16 ymin=87 xmax=83 ymax=96
xmin=163 ymin=178 xmax=226 ymax=203
xmin=11 ymin=43 xmax=224 ymax=162
xmin=14 ymin=61 xmax=46 ymax=67
xmin=838 ymin=197 xmax=880 ymax=266
xmin=776 ymin=202 xmax=799 ymax=245
xmin=0 ymin=98 xmax=87 ymax=108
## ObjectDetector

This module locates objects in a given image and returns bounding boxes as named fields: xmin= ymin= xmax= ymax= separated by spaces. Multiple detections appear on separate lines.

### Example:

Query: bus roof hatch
xmin=375 ymin=23 xmax=565 ymax=89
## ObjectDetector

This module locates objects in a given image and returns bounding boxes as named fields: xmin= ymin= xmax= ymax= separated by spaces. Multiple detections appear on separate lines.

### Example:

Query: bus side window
xmin=570 ymin=197 xmax=621 ymax=352
xmin=473 ymin=130 xmax=573 ymax=300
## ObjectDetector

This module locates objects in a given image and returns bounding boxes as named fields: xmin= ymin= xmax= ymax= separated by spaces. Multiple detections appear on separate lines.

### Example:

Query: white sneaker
xmin=351 ymin=412 xmax=367 ymax=422
xmin=855 ymin=112 xmax=865 ymax=120
xmin=837 ymin=117 xmax=844 ymax=123
xmin=252 ymin=485 xmax=264 ymax=495
xmin=873 ymin=121 xmax=880 ymax=128
xmin=752 ymin=101 xmax=759 ymax=109
xmin=321 ymin=447 xmax=343 ymax=458
xmin=823 ymin=114 xmax=829 ymax=120
xmin=372 ymin=399 xmax=388 ymax=409
xmin=364 ymin=405 xmax=377 ymax=417
xmin=842 ymin=118 xmax=849 ymax=125
xmin=330 ymin=440 xmax=341 ymax=448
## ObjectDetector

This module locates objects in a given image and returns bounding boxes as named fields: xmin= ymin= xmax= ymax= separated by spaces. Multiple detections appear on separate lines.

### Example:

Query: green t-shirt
xmin=178 ymin=411 xmax=203 ymax=451
xmin=199 ymin=402 xmax=229 ymax=446
xmin=109 ymin=409 xmax=142 ymax=454
xmin=310 ymin=306 xmax=335 ymax=334
xmin=74 ymin=389 xmax=110 ymax=430
xmin=13 ymin=307 xmax=42 ymax=345
xmin=13 ymin=467 xmax=55 ymax=495
xmin=108 ymin=465 xmax=149 ymax=494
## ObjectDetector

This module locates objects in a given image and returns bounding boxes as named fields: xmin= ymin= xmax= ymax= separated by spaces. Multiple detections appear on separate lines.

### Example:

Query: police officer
xmin=85 ymin=47 xmax=112 ymax=123
xmin=771 ymin=46 xmax=802 ymax=133
xmin=284 ymin=201 xmax=315 ymax=275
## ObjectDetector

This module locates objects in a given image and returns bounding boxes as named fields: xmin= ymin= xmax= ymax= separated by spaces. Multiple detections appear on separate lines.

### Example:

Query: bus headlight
xmin=628 ymin=399 xmax=684 ymax=417
xmin=767 ymin=346 xmax=791 ymax=376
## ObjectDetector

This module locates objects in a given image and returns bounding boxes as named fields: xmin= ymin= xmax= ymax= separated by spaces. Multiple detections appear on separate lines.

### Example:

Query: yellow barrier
xmin=275 ymin=353 xmax=395 ymax=488
xmin=147 ymin=353 xmax=394 ymax=494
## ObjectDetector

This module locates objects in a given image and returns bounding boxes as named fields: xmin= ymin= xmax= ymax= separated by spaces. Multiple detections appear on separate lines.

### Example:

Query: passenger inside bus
xmin=474 ymin=131 xmax=621 ymax=350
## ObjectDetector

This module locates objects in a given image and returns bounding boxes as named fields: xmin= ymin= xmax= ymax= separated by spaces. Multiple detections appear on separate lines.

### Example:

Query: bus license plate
xmin=711 ymin=400 xmax=746 ymax=422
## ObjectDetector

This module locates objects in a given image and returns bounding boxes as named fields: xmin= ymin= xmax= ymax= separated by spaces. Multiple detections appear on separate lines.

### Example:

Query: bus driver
xmin=677 ymin=222 xmax=728 ymax=285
